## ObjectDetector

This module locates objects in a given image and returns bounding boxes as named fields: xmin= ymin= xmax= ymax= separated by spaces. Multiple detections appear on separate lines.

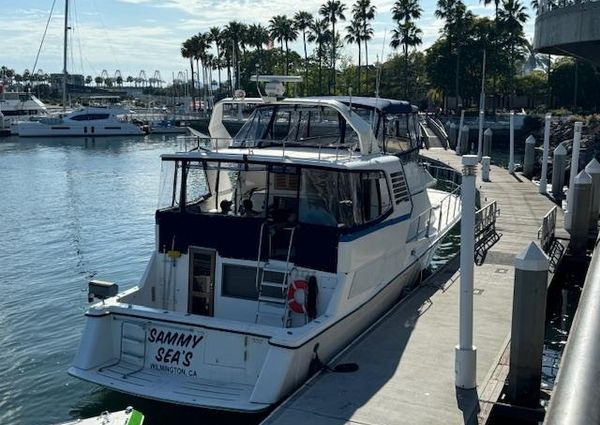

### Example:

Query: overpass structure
xmin=534 ymin=0 xmax=600 ymax=65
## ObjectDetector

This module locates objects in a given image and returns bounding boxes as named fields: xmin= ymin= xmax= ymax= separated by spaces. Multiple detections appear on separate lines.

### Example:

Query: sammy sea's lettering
xmin=147 ymin=328 xmax=204 ymax=367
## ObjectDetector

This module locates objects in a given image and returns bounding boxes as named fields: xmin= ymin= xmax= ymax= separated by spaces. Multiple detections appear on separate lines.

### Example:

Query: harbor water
xmin=0 ymin=135 xmax=261 ymax=425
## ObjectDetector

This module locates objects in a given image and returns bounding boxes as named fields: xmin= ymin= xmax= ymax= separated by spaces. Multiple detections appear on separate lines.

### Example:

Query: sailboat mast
xmin=62 ymin=0 xmax=69 ymax=112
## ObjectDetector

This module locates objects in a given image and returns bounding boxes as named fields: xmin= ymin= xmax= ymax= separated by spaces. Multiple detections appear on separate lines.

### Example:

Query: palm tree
xmin=223 ymin=21 xmax=247 ymax=91
xmin=294 ymin=11 xmax=314 ymax=94
xmin=181 ymin=38 xmax=196 ymax=110
xmin=390 ymin=22 xmax=422 ymax=99
xmin=353 ymin=0 xmax=376 ymax=93
xmin=391 ymin=0 xmax=423 ymax=99
xmin=345 ymin=19 xmax=363 ymax=93
xmin=498 ymin=0 xmax=529 ymax=106
xmin=319 ymin=0 xmax=347 ymax=93
xmin=269 ymin=15 xmax=297 ymax=75
xmin=208 ymin=27 xmax=223 ymax=93
xmin=308 ymin=19 xmax=331 ymax=94
xmin=435 ymin=0 xmax=473 ymax=106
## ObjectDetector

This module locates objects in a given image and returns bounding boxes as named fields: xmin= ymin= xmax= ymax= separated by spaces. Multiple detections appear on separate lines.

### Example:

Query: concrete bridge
xmin=534 ymin=0 xmax=600 ymax=65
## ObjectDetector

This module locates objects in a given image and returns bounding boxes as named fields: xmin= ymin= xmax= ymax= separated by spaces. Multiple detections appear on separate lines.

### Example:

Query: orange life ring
xmin=287 ymin=279 xmax=308 ymax=314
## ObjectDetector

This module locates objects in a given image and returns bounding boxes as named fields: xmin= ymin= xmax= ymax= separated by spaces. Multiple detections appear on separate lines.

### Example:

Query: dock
xmin=262 ymin=148 xmax=563 ymax=425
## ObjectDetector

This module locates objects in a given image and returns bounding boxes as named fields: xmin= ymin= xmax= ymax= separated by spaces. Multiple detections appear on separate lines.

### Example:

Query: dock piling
xmin=456 ymin=110 xmax=465 ymax=156
xmin=482 ymin=156 xmax=491 ymax=182
xmin=507 ymin=242 xmax=549 ymax=407
xmin=459 ymin=125 xmax=470 ymax=155
xmin=551 ymin=144 xmax=567 ymax=200
xmin=585 ymin=159 xmax=600 ymax=235
xmin=483 ymin=128 xmax=492 ymax=158
xmin=540 ymin=114 xmax=551 ymax=194
xmin=448 ymin=122 xmax=457 ymax=150
xmin=565 ymin=122 xmax=583 ymax=231
xmin=569 ymin=170 xmax=593 ymax=256
xmin=455 ymin=155 xmax=478 ymax=390
xmin=524 ymin=135 xmax=536 ymax=178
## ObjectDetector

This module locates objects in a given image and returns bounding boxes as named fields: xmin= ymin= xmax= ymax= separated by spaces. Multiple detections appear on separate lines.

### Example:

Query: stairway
xmin=255 ymin=264 xmax=290 ymax=327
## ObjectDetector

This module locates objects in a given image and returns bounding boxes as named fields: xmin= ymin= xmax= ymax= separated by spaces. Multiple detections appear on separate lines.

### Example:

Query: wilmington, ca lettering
xmin=148 ymin=328 xmax=204 ymax=367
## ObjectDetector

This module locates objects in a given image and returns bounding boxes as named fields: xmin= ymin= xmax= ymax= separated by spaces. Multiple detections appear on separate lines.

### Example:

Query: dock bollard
xmin=585 ymin=159 xmax=600 ymax=235
xmin=507 ymin=242 xmax=549 ymax=407
xmin=523 ymin=135 xmax=536 ymax=178
xmin=483 ymin=128 xmax=492 ymax=158
xmin=455 ymin=155 xmax=477 ymax=390
xmin=481 ymin=156 xmax=491 ymax=182
xmin=569 ymin=170 xmax=593 ymax=256
xmin=551 ymin=144 xmax=567 ymax=200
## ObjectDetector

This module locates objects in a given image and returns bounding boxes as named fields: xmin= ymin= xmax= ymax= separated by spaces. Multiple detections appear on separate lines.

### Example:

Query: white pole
xmin=477 ymin=110 xmax=484 ymax=162
xmin=456 ymin=154 xmax=478 ymax=389
xmin=566 ymin=121 xmax=583 ymax=230
xmin=540 ymin=113 xmax=551 ymax=194
xmin=457 ymin=109 xmax=465 ymax=156
xmin=509 ymin=111 xmax=515 ymax=174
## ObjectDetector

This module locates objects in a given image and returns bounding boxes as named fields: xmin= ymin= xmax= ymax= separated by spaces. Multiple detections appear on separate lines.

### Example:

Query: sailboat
xmin=13 ymin=0 xmax=143 ymax=137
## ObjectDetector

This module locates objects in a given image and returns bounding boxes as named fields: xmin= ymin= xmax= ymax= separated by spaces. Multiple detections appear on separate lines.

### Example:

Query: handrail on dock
xmin=544 ymin=235 xmax=600 ymax=425
xmin=538 ymin=206 xmax=557 ymax=253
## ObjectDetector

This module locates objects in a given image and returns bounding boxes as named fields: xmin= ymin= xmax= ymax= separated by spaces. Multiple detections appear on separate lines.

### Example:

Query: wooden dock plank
xmin=262 ymin=150 xmax=561 ymax=425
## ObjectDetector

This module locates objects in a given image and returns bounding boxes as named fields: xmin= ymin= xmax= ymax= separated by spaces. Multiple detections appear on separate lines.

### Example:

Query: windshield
xmin=233 ymin=104 xmax=360 ymax=149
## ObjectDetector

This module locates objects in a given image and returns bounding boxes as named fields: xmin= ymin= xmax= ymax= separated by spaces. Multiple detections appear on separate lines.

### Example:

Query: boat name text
xmin=147 ymin=327 xmax=204 ymax=367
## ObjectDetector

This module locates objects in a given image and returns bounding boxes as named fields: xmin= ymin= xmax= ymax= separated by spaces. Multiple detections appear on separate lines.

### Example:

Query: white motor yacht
xmin=14 ymin=106 xmax=143 ymax=137
xmin=0 ymin=90 xmax=47 ymax=133
xmin=69 ymin=83 xmax=461 ymax=412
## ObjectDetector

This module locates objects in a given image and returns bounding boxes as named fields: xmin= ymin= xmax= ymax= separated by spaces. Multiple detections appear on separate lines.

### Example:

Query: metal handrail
xmin=538 ymin=206 xmax=558 ymax=253
xmin=544 ymin=234 xmax=600 ymax=425
xmin=255 ymin=221 xmax=267 ymax=292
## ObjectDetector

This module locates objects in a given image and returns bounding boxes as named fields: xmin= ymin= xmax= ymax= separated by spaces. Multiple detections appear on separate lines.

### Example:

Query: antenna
xmin=375 ymin=29 xmax=387 ymax=102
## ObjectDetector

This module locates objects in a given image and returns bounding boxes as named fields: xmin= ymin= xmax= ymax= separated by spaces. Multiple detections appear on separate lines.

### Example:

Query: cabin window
xmin=299 ymin=169 xmax=391 ymax=228
xmin=70 ymin=113 xmax=110 ymax=121
xmin=221 ymin=264 xmax=259 ymax=300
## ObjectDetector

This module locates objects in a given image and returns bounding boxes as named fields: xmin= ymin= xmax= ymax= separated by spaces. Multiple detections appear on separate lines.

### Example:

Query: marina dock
xmin=262 ymin=148 xmax=563 ymax=425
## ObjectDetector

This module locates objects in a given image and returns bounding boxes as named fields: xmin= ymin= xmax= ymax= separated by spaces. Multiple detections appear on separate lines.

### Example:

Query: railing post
xmin=455 ymin=155 xmax=478 ymax=389
xmin=551 ymin=144 xmax=567 ymax=200
xmin=566 ymin=122 xmax=583 ymax=231
xmin=509 ymin=111 xmax=515 ymax=174
xmin=540 ymin=113 xmax=551 ymax=194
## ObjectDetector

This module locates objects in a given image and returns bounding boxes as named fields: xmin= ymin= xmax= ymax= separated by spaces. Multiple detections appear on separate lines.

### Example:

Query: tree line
xmin=180 ymin=0 xmax=600 ymax=112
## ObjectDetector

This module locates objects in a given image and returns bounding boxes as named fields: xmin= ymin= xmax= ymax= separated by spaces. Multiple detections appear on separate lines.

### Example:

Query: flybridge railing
xmin=183 ymin=136 xmax=361 ymax=162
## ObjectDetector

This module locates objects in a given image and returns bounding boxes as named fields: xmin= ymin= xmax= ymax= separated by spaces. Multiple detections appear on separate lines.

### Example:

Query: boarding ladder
xmin=255 ymin=224 xmax=297 ymax=327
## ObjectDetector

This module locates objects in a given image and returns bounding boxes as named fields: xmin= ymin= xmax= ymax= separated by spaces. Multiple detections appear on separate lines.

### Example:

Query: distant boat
xmin=0 ymin=89 xmax=47 ymax=133
xmin=13 ymin=106 xmax=144 ymax=137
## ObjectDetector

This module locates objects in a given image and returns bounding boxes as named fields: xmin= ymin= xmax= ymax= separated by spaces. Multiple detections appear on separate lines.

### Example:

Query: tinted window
xmin=222 ymin=264 xmax=259 ymax=300
xmin=70 ymin=113 xmax=110 ymax=121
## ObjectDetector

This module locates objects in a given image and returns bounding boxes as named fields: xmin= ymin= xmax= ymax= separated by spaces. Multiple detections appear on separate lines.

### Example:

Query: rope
xmin=32 ymin=0 xmax=58 ymax=75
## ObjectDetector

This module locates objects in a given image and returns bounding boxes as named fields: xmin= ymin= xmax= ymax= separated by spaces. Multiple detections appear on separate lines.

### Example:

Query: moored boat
xmin=69 ymin=79 xmax=461 ymax=412
xmin=13 ymin=106 xmax=143 ymax=137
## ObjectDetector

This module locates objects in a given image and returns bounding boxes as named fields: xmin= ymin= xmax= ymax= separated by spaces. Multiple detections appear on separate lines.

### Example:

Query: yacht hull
xmin=68 ymin=237 xmax=441 ymax=412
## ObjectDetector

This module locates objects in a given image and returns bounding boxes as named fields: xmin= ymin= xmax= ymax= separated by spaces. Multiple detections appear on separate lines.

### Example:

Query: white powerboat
xmin=69 ymin=81 xmax=461 ymax=412
xmin=0 ymin=90 xmax=47 ymax=133
xmin=13 ymin=106 xmax=144 ymax=137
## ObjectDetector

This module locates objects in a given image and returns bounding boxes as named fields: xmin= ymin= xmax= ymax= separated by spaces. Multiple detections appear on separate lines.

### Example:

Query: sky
xmin=1 ymin=0 xmax=535 ymax=82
